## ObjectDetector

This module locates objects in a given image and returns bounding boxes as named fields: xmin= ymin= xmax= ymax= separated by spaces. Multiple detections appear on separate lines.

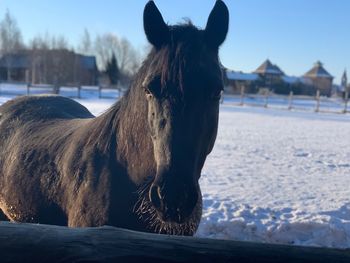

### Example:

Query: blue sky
xmin=0 ymin=0 xmax=349 ymax=83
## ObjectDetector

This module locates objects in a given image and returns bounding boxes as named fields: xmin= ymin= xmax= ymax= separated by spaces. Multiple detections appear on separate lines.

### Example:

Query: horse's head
xmin=138 ymin=0 xmax=228 ymax=234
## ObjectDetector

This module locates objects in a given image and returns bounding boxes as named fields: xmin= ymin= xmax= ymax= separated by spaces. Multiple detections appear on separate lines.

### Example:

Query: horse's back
xmin=0 ymin=95 xmax=94 ymax=122
xmin=0 ymin=95 xmax=94 ymax=225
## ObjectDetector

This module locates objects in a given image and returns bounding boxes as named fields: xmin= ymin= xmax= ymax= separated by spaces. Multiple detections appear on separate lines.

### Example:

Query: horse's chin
xmin=135 ymin=186 xmax=202 ymax=236
xmin=155 ymin=210 xmax=191 ymax=225
xmin=151 ymin=202 xmax=202 ymax=236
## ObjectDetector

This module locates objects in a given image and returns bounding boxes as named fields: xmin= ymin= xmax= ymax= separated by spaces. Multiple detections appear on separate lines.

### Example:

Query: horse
xmin=0 ymin=0 xmax=229 ymax=235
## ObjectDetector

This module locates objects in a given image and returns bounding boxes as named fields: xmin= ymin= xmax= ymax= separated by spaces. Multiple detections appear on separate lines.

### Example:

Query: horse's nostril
xmin=149 ymin=184 xmax=163 ymax=209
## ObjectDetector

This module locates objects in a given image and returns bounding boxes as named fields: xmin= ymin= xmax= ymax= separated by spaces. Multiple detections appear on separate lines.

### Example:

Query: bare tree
xmin=29 ymin=34 xmax=50 ymax=50
xmin=28 ymin=34 xmax=51 ymax=84
xmin=0 ymin=10 xmax=139 ymax=87
xmin=93 ymin=33 xmax=141 ymax=86
xmin=118 ymin=38 xmax=141 ymax=75
xmin=28 ymin=34 xmax=76 ymax=86
xmin=78 ymin=28 xmax=93 ymax=56
xmin=0 ymin=9 xmax=24 ymax=80
xmin=94 ymin=33 xmax=118 ymax=71
xmin=51 ymin=35 xmax=69 ymax=50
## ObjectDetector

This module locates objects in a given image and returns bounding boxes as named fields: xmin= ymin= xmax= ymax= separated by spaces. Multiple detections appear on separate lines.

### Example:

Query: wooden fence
xmin=0 ymin=82 xmax=123 ymax=99
xmin=0 ymin=222 xmax=349 ymax=263
xmin=223 ymin=86 xmax=350 ymax=114
xmin=1 ymin=82 xmax=349 ymax=114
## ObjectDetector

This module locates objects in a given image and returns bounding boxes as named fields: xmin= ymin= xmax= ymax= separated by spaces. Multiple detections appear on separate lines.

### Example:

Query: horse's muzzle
xmin=149 ymin=183 xmax=198 ymax=224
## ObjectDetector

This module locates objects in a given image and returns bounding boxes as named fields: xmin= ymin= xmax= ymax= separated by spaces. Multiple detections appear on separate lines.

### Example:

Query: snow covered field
xmin=1 ymin=92 xmax=350 ymax=248
xmin=198 ymin=106 xmax=350 ymax=248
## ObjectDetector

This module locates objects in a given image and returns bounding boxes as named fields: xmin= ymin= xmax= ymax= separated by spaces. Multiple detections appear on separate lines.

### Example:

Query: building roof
xmin=226 ymin=71 xmax=260 ymax=81
xmin=282 ymin=75 xmax=300 ymax=84
xmin=303 ymin=61 xmax=333 ymax=79
xmin=282 ymin=75 xmax=313 ymax=85
xmin=254 ymin=59 xmax=284 ymax=75
xmin=78 ymin=55 xmax=97 ymax=70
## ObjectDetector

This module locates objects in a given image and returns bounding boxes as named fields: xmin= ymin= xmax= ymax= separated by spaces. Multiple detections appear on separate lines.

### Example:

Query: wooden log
xmin=0 ymin=221 xmax=349 ymax=263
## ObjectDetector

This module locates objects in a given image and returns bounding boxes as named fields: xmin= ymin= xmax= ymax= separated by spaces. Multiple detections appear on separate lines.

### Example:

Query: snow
xmin=226 ymin=71 xmax=259 ymax=81
xmin=282 ymin=75 xmax=301 ymax=84
xmin=197 ymin=106 xmax=350 ymax=248
xmin=1 ymin=89 xmax=350 ymax=248
xmin=259 ymin=69 xmax=283 ymax=75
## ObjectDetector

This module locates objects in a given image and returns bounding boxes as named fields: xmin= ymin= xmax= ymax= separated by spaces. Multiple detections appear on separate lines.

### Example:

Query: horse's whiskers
xmin=134 ymin=182 xmax=201 ymax=236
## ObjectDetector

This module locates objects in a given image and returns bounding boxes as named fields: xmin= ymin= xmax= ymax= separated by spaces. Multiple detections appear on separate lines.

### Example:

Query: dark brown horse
xmin=0 ymin=1 xmax=229 ymax=235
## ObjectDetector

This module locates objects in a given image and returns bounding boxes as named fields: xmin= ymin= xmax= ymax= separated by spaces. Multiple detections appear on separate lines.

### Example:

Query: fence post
xmin=288 ymin=91 xmax=293 ymax=110
xmin=264 ymin=89 xmax=269 ymax=108
xmin=315 ymin=89 xmax=320 ymax=112
xmin=27 ymin=83 xmax=30 ymax=95
xmin=54 ymin=84 xmax=59 ymax=95
xmin=240 ymin=85 xmax=245 ymax=106
xmin=78 ymin=86 xmax=81 ymax=99
xmin=343 ymin=88 xmax=349 ymax=114
xmin=220 ymin=90 xmax=224 ymax=104
xmin=118 ymin=86 xmax=122 ymax=99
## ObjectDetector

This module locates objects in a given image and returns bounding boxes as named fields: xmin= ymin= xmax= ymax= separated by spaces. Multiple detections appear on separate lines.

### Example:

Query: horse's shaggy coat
xmin=0 ymin=1 xmax=229 ymax=235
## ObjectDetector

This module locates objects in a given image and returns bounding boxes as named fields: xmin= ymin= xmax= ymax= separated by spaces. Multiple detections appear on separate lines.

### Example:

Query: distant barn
xmin=224 ymin=59 xmax=334 ymax=96
xmin=254 ymin=59 xmax=284 ymax=86
xmin=0 ymin=51 xmax=98 ymax=86
xmin=224 ymin=71 xmax=259 ymax=94
xmin=303 ymin=61 xmax=333 ymax=96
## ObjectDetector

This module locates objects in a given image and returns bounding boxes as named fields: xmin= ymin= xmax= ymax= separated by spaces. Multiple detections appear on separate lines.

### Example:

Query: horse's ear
xmin=204 ymin=0 xmax=229 ymax=48
xmin=143 ymin=1 xmax=170 ymax=48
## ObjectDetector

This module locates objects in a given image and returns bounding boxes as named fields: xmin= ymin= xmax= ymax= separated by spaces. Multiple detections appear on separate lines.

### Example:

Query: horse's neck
xmin=114 ymin=87 xmax=156 ymax=184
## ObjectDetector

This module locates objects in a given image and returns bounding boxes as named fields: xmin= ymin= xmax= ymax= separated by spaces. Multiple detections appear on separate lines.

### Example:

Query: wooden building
xmin=223 ymin=59 xmax=335 ymax=96
xmin=225 ymin=70 xmax=260 ymax=94
xmin=303 ymin=61 xmax=333 ymax=96
xmin=253 ymin=59 xmax=284 ymax=87
xmin=0 ymin=51 xmax=98 ymax=86
xmin=0 ymin=53 xmax=30 ymax=82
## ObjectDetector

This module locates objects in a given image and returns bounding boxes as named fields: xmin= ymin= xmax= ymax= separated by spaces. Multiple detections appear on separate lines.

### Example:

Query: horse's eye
xmin=212 ymin=88 xmax=223 ymax=101
xmin=144 ymin=87 xmax=153 ymax=98
xmin=144 ymin=77 xmax=161 ymax=98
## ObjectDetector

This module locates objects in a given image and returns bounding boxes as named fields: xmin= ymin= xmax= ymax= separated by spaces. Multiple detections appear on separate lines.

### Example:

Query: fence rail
xmin=0 ymin=222 xmax=349 ymax=263
xmin=223 ymin=87 xmax=349 ymax=114
xmin=1 ymin=82 xmax=349 ymax=115
xmin=0 ymin=82 xmax=124 ymax=99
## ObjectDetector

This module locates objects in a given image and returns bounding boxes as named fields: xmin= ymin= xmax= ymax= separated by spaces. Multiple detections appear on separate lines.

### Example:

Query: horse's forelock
xmin=140 ymin=24 xmax=208 ymax=97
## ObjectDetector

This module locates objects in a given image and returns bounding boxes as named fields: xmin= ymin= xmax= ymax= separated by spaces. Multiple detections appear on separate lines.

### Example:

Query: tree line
xmin=0 ymin=10 xmax=142 ymax=87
